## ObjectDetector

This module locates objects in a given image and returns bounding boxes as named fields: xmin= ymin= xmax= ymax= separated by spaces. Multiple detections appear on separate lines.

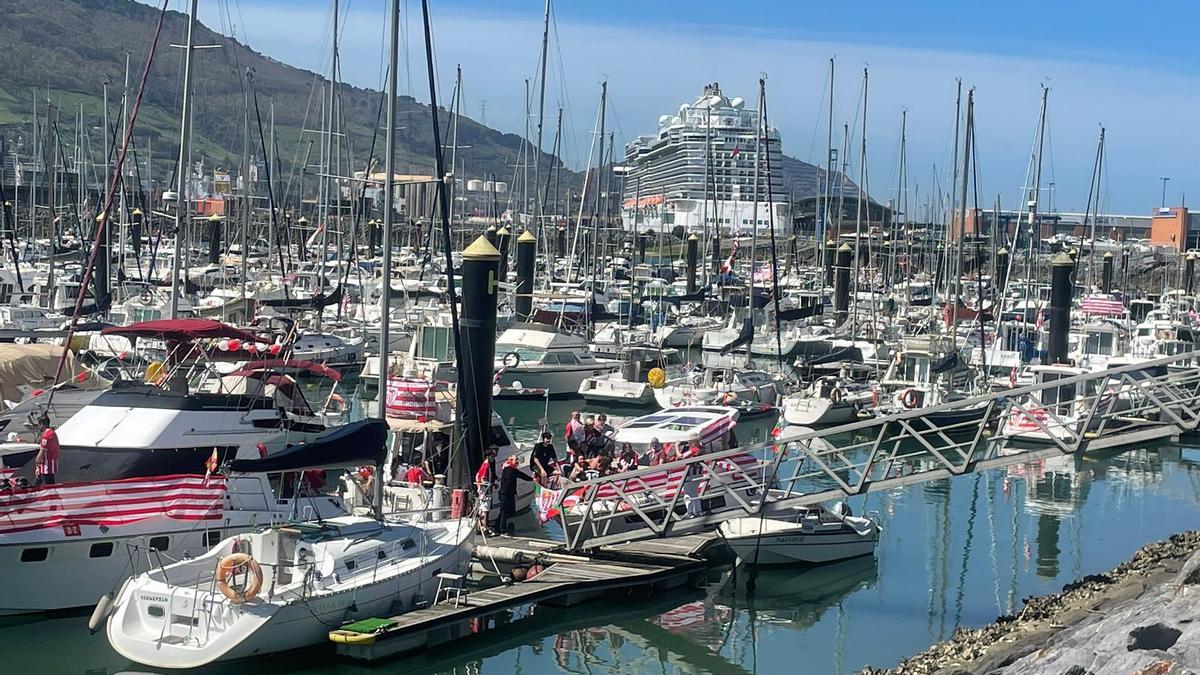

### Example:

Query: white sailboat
xmin=105 ymin=417 xmax=475 ymax=668
xmin=106 ymin=515 xmax=473 ymax=668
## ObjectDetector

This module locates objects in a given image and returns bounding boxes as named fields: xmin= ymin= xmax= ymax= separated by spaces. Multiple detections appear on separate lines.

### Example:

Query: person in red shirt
xmin=356 ymin=466 xmax=374 ymax=502
xmin=35 ymin=415 xmax=59 ymax=485
xmin=405 ymin=454 xmax=431 ymax=485
xmin=475 ymin=448 xmax=498 ymax=533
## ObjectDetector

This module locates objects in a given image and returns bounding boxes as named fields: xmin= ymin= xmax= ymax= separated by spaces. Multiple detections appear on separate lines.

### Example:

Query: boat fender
xmin=901 ymin=388 xmax=920 ymax=409
xmin=216 ymin=553 xmax=264 ymax=604
xmin=502 ymin=351 xmax=521 ymax=368
xmin=87 ymin=592 xmax=115 ymax=634
xmin=324 ymin=393 xmax=347 ymax=416
xmin=829 ymin=388 xmax=843 ymax=405
xmin=720 ymin=392 xmax=738 ymax=405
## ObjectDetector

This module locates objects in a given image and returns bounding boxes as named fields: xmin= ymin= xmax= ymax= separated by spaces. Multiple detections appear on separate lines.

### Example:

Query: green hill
xmin=0 ymin=0 xmax=558 ymax=192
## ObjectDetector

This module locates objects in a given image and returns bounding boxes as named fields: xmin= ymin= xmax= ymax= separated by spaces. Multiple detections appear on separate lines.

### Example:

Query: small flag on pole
xmin=204 ymin=448 xmax=219 ymax=480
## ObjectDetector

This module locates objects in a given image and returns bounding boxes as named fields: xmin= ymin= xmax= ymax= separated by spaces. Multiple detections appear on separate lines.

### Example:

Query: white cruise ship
xmin=620 ymin=83 xmax=789 ymax=235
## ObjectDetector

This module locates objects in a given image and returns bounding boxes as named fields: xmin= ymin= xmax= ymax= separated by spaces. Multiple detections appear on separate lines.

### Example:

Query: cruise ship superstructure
xmin=620 ymin=83 xmax=788 ymax=235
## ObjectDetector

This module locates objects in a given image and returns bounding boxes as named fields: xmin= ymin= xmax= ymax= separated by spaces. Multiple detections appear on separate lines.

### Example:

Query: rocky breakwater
xmin=863 ymin=532 xmax=1200 ymax=675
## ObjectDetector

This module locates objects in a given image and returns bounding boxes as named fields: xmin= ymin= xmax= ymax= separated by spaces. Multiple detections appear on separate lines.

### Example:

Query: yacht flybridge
xmin=47 ymin=319 xmax=346 ymax=483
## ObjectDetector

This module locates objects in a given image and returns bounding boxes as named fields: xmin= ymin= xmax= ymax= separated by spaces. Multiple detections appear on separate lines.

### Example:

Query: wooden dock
xmin=330 ymin=532 xmax=724 ymax=663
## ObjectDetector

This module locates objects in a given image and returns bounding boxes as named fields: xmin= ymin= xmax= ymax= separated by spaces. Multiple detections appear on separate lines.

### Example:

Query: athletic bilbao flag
xmin=532 ymin=483 xmax=561 ymax=524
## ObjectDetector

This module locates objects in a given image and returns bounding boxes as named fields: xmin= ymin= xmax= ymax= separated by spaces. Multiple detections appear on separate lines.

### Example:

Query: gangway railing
xmin=553 ymin=350 xmax=1200 ymax=551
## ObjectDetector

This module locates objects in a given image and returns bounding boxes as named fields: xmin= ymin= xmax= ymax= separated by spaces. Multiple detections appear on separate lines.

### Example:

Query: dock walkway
xmin=331 ymin=532 xmax=722 ymax=662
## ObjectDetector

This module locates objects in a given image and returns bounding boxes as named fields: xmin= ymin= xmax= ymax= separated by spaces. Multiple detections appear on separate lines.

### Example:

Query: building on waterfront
xmin=619 ymin=83 xmax=789 ymax=235
xmin=950 ymin=205 xmax=1200 ymax=253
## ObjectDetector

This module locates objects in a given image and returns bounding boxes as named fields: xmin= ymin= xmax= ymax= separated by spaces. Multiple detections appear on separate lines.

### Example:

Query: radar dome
xmin=730 ymin=97 xmax=745 ymax=110
xmin=658 ymin=114 xmax=671 ymax=126
xmin=708 ymin=95 xmax=723 ymax=107
xmin=679 ymin=103 xmax=690 ymax=116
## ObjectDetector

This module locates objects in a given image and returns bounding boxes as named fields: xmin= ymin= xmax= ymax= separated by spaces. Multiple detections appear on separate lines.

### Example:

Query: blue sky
xmin=168 ymin=0 xmax=1200 ymax=214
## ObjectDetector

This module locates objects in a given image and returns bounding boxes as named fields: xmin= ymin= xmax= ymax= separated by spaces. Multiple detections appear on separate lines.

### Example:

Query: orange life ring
xmin=216 ymin=553 xmax=263 ymax=604
xmin=901 ymin=388 xmax=920 ymax=409
xmin=325 ymin=393 xmax=347 ymax=415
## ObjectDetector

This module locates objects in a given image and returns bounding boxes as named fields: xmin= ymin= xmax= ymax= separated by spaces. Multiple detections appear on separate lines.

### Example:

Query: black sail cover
xmin=719 ymin=318 xmax=755 ymax=355
xmin=260 ymin=285 xmax=344 ymax=309
xmin=776 ymin=303 xmax=824 ymax=322
xmin=804 ymin=345 xmax=863 ymax=367
xmin=229 ymin=418 xmax=387 ymax=472
xmin=661 ymin=288 xmax=709 ymax=306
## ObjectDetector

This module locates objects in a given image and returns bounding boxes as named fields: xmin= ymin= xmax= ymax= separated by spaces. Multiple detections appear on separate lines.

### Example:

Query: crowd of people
xmin=521 ymin=411 xmax=706 ymax=487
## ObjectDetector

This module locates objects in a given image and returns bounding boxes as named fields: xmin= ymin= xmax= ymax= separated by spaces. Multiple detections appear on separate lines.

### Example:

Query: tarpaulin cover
xmin=230 ymin=359 xmax=343 ymax=382
xmin=101 ymin=318 xmax=259 ymax=343
xmin=0 ymin=344 xmax=109 ymax=403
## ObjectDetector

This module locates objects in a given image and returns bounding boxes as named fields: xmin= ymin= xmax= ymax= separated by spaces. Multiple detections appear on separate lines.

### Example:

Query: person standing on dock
xmin=475 ymin=448 xmax=498 ymax=534
xmin=496 ymin=455 xmax=532 ymax=535
xmin=34 ymin=415 xmax=59 ymax=485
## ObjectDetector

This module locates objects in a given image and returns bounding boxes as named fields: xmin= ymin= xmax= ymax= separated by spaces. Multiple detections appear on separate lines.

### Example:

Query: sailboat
xmin=105 ymin=419 xmax=474 ymax=668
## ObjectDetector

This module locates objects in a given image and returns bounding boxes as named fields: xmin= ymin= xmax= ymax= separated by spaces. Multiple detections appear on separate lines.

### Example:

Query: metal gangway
xmin=553 ymin=350 xmax=1200 ymax=551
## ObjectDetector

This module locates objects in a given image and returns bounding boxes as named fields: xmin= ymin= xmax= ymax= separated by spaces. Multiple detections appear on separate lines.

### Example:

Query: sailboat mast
xmin=1083 ymin=126 xmax=1105 ymax=290
xmin=944 ymin=80 xmax=962 ymax=308
xmin=119 ymin=50 xmax=130 ymax=283
xmin=420 ymin=0 xmax=469 ymax=485
xmin=952 ymin=89 xmax=974 ymax=342
xmin=241 ymin=85 xmax=251 ymax=304
xmin=822 ymin=57 xmax=834 ymax=262
xmin=761 ymin=80 xmax=785 ymax=369
xmin=169 ymin=0 xmax=197 ymax=319
xmin=851 ymin=67 xmax=867 ymax=330
xmin=702 ymin=103 xmax=712 ymax=285
xmin=896 ymin=109 xmax=907 ymax=293
xmin=532 ymin=0 xmax=551 ymax=241
xmin=374 ymin=0 xmax=400 ymax=516
xmin=1026 ymin=87 xmax=1049 ymax=317
xmin=747 ymin=78 xmax=764 ymax=369
xmin=588 ymin=81 xmax=608 ymax=339
xmin=320 ymin=0 xmax=340 ymax=319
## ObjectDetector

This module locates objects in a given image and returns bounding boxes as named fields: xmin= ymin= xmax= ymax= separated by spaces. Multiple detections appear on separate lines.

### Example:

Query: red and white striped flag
xmin=1080 ymin=294 xmax=1125 ymax=316
xmin=385 ymin=376 xmax=439 ymax=420
xmin=0 ymin=474 xmax=226 ymax=534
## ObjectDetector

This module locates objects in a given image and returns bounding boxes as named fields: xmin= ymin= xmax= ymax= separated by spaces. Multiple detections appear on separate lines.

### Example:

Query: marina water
xmin=4 ymin=383 xmax=1199 ymax=674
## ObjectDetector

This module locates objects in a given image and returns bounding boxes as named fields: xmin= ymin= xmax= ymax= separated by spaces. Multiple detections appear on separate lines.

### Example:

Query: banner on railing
xmin=0 ymin=474 xmax=226 ymax=534
xmin=549 ymin=452 xmax=759 ymax=514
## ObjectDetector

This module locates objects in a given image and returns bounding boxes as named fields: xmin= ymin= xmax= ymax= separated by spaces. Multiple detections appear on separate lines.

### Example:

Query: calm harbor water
xmin=12 ymin=384 xmax=1200 ymax=674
